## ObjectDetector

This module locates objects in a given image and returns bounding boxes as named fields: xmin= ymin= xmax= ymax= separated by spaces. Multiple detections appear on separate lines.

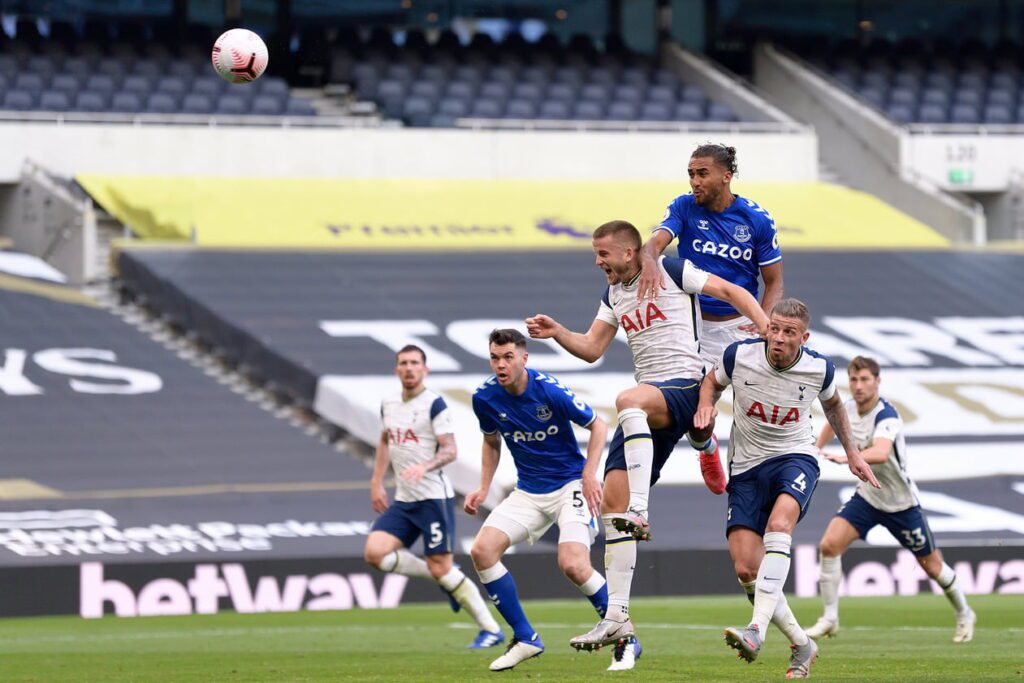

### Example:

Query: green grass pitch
xmin=0 ymin=594 xmax=1020 ymax=681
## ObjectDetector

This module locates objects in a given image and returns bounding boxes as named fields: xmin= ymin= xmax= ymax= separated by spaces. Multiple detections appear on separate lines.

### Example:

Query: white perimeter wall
xmin=0 ymin=122 xmax=817 ymax=181
xmin=905 ymin=134 xmax=1024 ymax=192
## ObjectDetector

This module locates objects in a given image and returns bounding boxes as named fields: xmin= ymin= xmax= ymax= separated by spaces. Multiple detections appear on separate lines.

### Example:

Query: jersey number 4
xmin=791 ymin=473 xmax=808 ymax=493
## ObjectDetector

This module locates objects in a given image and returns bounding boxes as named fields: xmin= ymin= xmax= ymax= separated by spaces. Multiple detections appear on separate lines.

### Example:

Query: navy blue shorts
xmin=371 ymin=498 xmax=456 ymax=556
xmin=726 ymin=454 xmax=820 ymax=536
xmin=604 ymin=377 xmax=702 ymax=486
xmin=836 ymin=493 xmax=937 ymax=557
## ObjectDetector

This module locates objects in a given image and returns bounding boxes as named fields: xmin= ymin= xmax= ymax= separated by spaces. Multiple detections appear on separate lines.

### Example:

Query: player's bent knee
xmin=733 ymin=561 xmax=758 ymax=583
xmin=363 ymin=542 xmax=385 ymax=568
xmin=470 ymin=542 xmax=497 ymax=571
xmin=558 ymin=556 xmax=589 ymax=584
xmin=765 ymin=518 xmax=796 ymax=535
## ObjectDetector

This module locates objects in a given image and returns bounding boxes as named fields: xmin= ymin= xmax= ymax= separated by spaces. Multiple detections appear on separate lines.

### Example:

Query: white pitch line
xmin=2 ymin=621 xmax=1020 ymax=649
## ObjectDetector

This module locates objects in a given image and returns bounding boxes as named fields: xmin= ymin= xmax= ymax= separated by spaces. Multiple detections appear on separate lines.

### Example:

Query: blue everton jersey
xmin=657 ymin=193 xmax=782 ymax=316
xmin=472 ymin=368 xmax=596 ymax=495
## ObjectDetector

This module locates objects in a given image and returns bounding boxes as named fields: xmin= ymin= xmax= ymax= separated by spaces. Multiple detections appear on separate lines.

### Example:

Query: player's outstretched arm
xmin=853 ymin=437 xmax=894 ymax=465
xmin=526 ymin=314 xmax=617 ymax=363
xmin=465 ymin=432 xmax=501 ymax=515
xmin=399 ymin=432 xmax=457 ymax=487
xmin=370 ymin=431 xmax=391 ymax=513
xmin=822 ymin=393 xmax=881 ymax=488
xmin=581 ymin=416 xmax=607 ymax=517
xmin=815 ymin=422 xmax=846 ymax=463
xmin=701 ymin=274 xmax=771 ymax=336
xmin=694 ymin=374 xmax=725 ymax=431
xmin=637 ymin=229 xmax=673 ymax=302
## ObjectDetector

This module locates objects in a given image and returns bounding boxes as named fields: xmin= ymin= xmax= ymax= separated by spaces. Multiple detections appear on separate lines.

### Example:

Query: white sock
xmin=618 ymin=408 xmax=653 ymax=513
xmin=740 ymin=578 xmax=808 ymax=645
xmin=772 ymin=593 xmax=809 ymax=646
xmin=378 ymin=548 xmax=433 ymax=579
xmin=936 ymin=562 xmax=970 ymax=615
xmin=752 ymin=532 xmax=793 ymax=640
xmin=819 ymin=554 xmax=842 ymax=622
xmin=686 ymin=432 xmax=714 ymax=454
xmin=438 ymin=567 xmax=501 ymax=633
xmin=577 ymin=569 xmax=606 ymax=596
xmin=603 ymin=515 xmax=636 ymax=622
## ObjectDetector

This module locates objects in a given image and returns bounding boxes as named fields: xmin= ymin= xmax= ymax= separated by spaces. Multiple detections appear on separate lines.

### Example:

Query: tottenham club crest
xmin=536 ymin=404 xmax=553 ymax=421
xmin=733 ymin=224 xmax=751 ymax=242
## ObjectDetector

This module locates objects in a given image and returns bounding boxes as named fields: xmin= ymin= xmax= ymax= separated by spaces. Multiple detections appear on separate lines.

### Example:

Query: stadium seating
xmin=795 ymin=38 xmax=1024 ymax=124
xmin=0 ymin=22 xmax=317 ymax=117
xmin=326 ymin=28 xmax=742 ymax=127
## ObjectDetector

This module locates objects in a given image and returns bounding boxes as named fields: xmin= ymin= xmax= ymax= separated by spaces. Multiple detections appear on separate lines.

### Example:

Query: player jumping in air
xmin=695 ymin=298 xmax=879 ymax=679
xmin=527 ymin=220 xmax=769 ymax=669
xmin=638 ymin=143 xmax=785 ymax=493
xmin=364 ymin=345 xmax=503 ymax=650
xmin=466 ymin=329 xmax=612 ymax=672
xmin=807 ymin=356 xmax=976 ymax=644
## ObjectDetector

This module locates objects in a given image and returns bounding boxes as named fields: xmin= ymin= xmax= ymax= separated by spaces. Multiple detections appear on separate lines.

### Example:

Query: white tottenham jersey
xmin=846 ymin=397 xmax=918 ymax=512
xmin=596 ymin=256 xmax=709 ymax=383
xmin=714 ymin=339 xmax=837 ymax=475
xmin=380 ymin=388 xmax=455 ymax=502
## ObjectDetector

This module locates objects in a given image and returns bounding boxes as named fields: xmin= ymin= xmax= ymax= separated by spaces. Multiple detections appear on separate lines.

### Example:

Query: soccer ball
xmin=211 ymin=28 xmax=268 ymax=83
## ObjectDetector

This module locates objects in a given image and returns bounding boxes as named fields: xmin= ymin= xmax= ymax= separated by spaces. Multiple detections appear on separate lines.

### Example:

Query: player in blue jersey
xmin=637 ymin=143 xmax=785 ymax=494
xmin=364 ymin=345 xmax=504 ymax=649
xmin=638 ymin=144 xmax=784 ymax=358
xmin=465 ymin=329 xmax=616 ymax=672
xmin=807 ymin=356 xmax=975 ymax=644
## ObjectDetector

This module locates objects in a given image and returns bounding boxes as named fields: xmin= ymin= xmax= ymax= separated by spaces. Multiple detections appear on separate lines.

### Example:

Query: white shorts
xmin=483 ymin=479 xmax=598 ymax=547
xmin=701 ymin=316 xmax=757 ymax=371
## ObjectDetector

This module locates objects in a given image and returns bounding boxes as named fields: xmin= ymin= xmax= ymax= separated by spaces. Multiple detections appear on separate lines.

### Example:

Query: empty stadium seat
xmin=145 ymin=92 xmax=178 ymax=113
xmin=333 ymin=30 xmax=749 ymax=127
xmin=181 ymin=93 xmax=214 ymax=114
xmin=38 ymin=91 xmax=70 ymax=111
xmin=573 ymin=101 xmax=603 ymax=119
xmin=216 ymin=95 xmax=248 ymax=116
xmin=538 ymin=100 xmax=570 ymax=119
xmin=75 ymin=91 xmax=110 ymax=111
xmin=3 ymin=90 xmax=35 ymax=110
xmin=506 ymin=100 xmax=538 ymax=119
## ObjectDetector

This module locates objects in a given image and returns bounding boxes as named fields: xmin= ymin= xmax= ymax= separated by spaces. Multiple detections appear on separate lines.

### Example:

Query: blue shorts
xmin=371 ymin=498 xmax=456 ymax=556
xmin=836 ymin=493 xmax=937 ymax=557
xmin=726 ymin=454 xmax=820 ymax=537
xmin=604 ymin=378 xmax=702 ymax=486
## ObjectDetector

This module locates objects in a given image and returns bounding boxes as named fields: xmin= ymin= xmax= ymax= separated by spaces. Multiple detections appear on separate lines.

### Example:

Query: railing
xmin=907 ymin=123 xmax=1024 ymax=135
xmin=0 ymin=109 xmax=383 ymax=128
xmin=453 ymin=117 xmax=807 ymax=133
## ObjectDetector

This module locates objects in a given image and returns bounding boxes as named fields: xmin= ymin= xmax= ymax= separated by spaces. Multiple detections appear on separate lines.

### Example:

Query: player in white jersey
xmin=363 ymin=345 xmax=503 ymax=650
xmin=806 ymin=356 xmax=975 ymax=644
xmin=526 ymin=220 xmax=769 ymax=666
xmin=695 ymin=299 xmax=879 ymax=679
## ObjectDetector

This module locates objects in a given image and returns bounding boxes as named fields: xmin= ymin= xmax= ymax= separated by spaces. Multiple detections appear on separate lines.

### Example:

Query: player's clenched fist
xmin=464 ymin=489 xmax=487 ymax=515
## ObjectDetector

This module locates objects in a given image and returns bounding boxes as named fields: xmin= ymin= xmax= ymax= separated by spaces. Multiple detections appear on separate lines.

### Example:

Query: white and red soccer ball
xmin=211 ymin=28 xmax=268 ymax=84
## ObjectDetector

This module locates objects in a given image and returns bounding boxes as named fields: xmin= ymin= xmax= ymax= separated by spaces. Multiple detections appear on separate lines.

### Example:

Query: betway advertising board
xmin=1 ymin=544 xmax=1019 ymax=618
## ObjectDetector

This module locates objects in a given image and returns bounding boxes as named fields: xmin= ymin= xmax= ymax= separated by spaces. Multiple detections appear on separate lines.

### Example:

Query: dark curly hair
xmin=691 ymin=143 xmax=738 ymax=175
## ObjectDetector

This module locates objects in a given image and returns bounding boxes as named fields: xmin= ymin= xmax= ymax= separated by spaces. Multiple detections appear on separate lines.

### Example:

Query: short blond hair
xmin=771 ymin=298 xmax=811 ymax=327
xmin=592 ymin=220 xmax=641 ymax=250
